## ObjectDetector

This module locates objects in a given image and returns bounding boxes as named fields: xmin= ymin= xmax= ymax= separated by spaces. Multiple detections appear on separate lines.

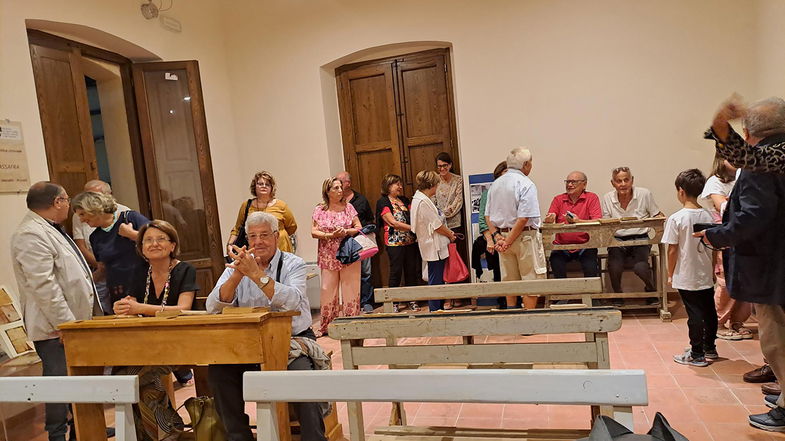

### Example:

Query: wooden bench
xmin=243 ymin=369 xmax=648 ymax=441
xmin=328 ymin=307 xmax=621 ymax=439
xmin=541 ymin=218 xmax=671 ymax=321
xmin=374 ymin=278 xmax=603 ymax=313
xmin=0 ymin=375 xmax=138 ymax=441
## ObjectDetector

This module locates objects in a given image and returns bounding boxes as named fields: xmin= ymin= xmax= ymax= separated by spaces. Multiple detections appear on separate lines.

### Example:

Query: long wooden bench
xmin=328 ymin=307 xmax=622 ymax=440
xmin=243 ymin=369 xmax=648 ymax=441
xmin=374 ymin=278 xmax=603 ymax=313
xmin=0 ymin=375 xmax=138 ymax=441
xmin=541 ymin=218 xmax=671 ymax=321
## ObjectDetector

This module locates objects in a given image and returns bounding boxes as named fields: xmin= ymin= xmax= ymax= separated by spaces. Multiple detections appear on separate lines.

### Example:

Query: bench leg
xmin=347 ymin=402 xmax=365 ymax=441
xmin=257 ymin=402 xmax=280 ymax=441
xmin=612 ymin=406 xmax=634 ymax=431
xmin=114 ymin=403 xmax=137 ymax=441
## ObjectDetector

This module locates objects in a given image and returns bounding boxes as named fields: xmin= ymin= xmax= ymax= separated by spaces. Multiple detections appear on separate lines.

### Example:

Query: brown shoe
xmin=745 ymin=364 xmax=777 ymax=383
xmin=762 ymin=382 xmax=781 ymax=395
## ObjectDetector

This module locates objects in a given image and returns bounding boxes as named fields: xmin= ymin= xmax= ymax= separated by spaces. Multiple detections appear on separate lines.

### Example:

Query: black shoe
xmin=765 ymin=394 xmax=779 ymax=409
xmin=107 ymin=427 xmax=116 ymax=438
xmin=749 ymin=407 xmax=785 ymax=432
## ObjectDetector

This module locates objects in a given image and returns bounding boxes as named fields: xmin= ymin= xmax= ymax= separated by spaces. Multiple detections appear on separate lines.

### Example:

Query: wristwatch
xmin=258 ymin=276 xmax=271 ymax=288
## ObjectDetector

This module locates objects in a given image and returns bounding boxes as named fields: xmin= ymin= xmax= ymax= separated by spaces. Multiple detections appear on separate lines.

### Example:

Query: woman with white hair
xmin=72 ymin=191 xmax=149 ymax=303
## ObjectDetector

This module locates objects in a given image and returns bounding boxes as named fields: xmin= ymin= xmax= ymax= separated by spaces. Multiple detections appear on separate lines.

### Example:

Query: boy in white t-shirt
xmin=662 ymin=169 xmax=718 ymax=367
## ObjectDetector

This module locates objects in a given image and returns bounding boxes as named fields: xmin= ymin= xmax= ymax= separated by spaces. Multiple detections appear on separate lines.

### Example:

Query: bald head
xmin=336 ymin=171 xmax=352 ymax=192
xmin=84 ymin=180 xmax=111 ymax=194
xmin=27 ymin=181 xmax=64 ymax=210
xmin=564 ymin=171 xmax=587 ymax=198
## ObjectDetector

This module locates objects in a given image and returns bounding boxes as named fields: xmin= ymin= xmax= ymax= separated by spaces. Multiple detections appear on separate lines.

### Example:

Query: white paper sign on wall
xmin=0 ymin=120 xmax=30 ymax=194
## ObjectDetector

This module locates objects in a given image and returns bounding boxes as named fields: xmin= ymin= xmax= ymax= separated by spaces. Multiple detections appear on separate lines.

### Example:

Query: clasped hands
xmin=113 ymin=296 xmax=143 ymax=315
xmin=226 ymin=245 xmax=267 ymax=280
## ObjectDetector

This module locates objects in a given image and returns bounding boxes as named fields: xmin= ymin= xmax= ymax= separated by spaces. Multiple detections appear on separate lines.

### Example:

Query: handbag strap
xmin=242 ymin=199 xmax=253 ymax=224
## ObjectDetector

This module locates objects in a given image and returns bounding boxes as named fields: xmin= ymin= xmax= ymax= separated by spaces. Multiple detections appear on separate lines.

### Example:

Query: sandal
xmin=409 ymin=302 xmax=420 ymax=312
xmin=732 ymin=323 xmax=754 ymax=339
xmin=717 ymin=328 xmax=743 ymax=341
xmin=443 ymin=301 xmax=453 ymax=310
xmin=453 ymin=299 xmax=464 ymax=308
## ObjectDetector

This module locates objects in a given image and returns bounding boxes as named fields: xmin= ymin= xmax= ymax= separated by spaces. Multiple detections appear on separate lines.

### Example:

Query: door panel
xmin=132 ymin=61 xmax=224 ymax=292
xmin=29 ymin=43 xmax=98 ymax=217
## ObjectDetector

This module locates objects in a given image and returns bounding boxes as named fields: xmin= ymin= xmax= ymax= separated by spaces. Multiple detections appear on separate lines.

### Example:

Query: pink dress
xmin=312 ymin=203 xmax=358 ymax=271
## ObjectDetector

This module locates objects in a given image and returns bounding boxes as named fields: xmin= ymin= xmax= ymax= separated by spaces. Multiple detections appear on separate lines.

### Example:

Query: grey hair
xmin=569 ymin=171 xmax=587 ymax=181
xmin=72 ymin=191 xmax=117 ymax=215
xmin=506 ymin=147 xmax=532 ymax=170
xmin=246 ymin=211 xmax=279 ymax=232
xmin=743 ymin=97 xmax=785 ymax=138
xmin=83 ymin=179 xmax=112 ymax=194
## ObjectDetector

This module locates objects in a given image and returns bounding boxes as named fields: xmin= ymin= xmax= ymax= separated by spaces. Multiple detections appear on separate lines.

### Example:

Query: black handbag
xmin=578 ymin=412 xmax=689 ymax=441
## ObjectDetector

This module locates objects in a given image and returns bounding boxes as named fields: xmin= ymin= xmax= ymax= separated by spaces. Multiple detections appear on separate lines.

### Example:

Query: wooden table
xmin=60 ymin=311 xmax=297 ymax=441
xmin=328 ymin=307 xmax=622 ymax=441
xmin=541 ymin=218 xmax=671 ymax=320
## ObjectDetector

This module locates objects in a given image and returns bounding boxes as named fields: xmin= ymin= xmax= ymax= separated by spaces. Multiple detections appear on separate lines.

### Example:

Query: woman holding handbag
xmin=411 ymin=171 xmax=456 ymax=311
xmin=227 ymin=171 xmax=297 ymax=254
xmin=312 ymin=177 xmax=363 ymax=336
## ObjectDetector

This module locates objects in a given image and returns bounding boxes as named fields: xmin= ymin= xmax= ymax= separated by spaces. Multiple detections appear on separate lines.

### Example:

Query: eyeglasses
xmin=247 ymin=232 xmax=276 ymax=241
xmin=612 ymin=166 xmax=630 ymax=175
xmin=56 ymin=196 xmax=71 ymax=204
xmin=436 ymin=164 xmax=450 ymax=169
xmin=142 ymin=237 xmax=171 ymax=246
xmin=564 ymin=180 xmax=586 ymax=185
xmin=256 ymin=182 xmax=272 ymax=188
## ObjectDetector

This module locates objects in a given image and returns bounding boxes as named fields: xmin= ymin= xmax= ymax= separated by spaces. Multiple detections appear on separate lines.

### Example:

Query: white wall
xmin=219 ymin=0 xmax=764 ymax=262
xmin=0 ymin=0 xmax=242 ymax=302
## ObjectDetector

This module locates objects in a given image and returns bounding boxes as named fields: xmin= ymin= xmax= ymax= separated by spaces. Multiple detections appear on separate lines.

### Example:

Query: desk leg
xmin=658 ymin=244 xmax=672 ymax=322
xmin=68 ymin=366 xmax=108 ymax=441
xmin=341 ymin=339 xmax=365 ymax=441
xmin=261 ymin=317 xmax=293 ymax=441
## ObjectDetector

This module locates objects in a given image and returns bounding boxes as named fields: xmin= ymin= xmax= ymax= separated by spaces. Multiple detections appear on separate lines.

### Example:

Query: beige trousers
xmin=500 ymin=230 xmax=546 ymax=309
xmin=755 ymin=303 xmax=785 ymax=407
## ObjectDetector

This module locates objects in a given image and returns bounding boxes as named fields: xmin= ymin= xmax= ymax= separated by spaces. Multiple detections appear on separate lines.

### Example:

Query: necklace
xmin=143 ymin=260 xmax=177 ymax=309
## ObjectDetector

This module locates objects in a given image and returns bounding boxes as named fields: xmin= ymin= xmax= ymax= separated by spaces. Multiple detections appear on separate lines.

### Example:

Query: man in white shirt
xmin=71 ymin=180 xmax=129 ymax=314
xmin=601 ymin=167 xmax=664 ymax=294
xmin=485 ymin=147 xmax=547 ymax=309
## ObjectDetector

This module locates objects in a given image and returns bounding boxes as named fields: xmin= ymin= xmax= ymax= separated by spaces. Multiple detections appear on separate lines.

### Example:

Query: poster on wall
xmin=468 ymin=173 xmax=494 ymax=283
xmin=0 ymin=120 xmax=30 ymax=193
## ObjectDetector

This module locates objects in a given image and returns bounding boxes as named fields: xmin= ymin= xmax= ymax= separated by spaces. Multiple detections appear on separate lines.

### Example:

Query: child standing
xmin=663 ymin=169 xmax=718 ymax=367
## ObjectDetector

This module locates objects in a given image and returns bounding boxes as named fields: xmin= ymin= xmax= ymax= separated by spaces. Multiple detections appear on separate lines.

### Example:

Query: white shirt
xmin=206 ymin=250 xmax=313 ymax=335
xmin=661 ymin=208 xmax=715 ymax=291
xmin=601 ymin=187 xmax=660 ymax=236
xmin=410 ymin=190 xmax=450 ymax=262
xmin=72 ymin=203 xmax=130 ymax=252
xmin=699 ymin=175 xmax=736 ymax=217
xmin=485 ymin=169 xmax=541 ymax=229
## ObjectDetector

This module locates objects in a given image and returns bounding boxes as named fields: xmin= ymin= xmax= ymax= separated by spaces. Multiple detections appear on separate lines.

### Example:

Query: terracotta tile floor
xmin=5 ymin=300 xmax=785 ymax=441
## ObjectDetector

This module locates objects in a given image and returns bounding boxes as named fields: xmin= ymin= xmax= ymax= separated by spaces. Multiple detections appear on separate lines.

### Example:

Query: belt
xmin=499 ymin=226 xmax=538 ymax=232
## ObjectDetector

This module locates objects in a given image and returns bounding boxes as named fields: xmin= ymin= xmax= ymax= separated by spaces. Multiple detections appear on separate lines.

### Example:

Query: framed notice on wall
xmin=0 ymin=120 xmax=30 ymax=193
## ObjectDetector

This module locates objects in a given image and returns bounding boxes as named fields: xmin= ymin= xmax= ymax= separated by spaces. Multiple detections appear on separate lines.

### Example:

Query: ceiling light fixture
xmin=140 ymin=0 xmax=159 ymax=20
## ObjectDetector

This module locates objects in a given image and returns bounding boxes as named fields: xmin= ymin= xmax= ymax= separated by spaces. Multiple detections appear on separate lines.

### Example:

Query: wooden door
xmin=336 ymin=49 xmax=463 ymax=288
xmin=337 ymin=62 xmax=403 ymax=286
xmin=29 ymin=43 xmax=98 ymax=214
xmin=132 ymin=61 xmax=224 ymax=292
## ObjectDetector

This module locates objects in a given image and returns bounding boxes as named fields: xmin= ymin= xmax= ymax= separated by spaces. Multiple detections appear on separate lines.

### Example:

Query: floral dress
xmin=312 ymin=203 xmax=358 ymax=271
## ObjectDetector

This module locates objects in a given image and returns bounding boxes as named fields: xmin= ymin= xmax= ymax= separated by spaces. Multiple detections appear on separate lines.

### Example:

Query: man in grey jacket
xmin=11 ymin=182 xmax=101 ymax=441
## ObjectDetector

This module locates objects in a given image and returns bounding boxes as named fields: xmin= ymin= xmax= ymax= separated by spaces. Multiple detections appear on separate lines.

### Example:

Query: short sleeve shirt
xmin=90 ymin=210 xmax=150 ymax=297
xmin=72 ymin=203 xmax=130 ymax=252
xmin=312 ymin=203 xmax=358 ymax=271
xmin=485 ymin=169 xmax=541 ymax=229
xmin=661 ymin=208 xmax=715 ymax=290
xmin=601 ymin=187 xmax=660 ymax=236
xmin=699 ymin=174 xmax=737 ymax=219
xmin=547 ymin=192 xmax=602 ymax=245
xmin=129 ymin=261 xmax=199 ymax=306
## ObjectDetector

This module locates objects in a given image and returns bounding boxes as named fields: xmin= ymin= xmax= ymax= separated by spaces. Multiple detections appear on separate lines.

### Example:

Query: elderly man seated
xmin=601 ymin=167 xmax=664 ymax=295
xmin=207 ymin=211 xmax=327 ymax=441
xmin=544 ymin=171 xmax=602 ymax=278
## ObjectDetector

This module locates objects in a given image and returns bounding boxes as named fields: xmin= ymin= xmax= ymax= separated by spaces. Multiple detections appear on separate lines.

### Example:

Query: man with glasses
xmin=601 ymin=167 xmax=664 ymax=296
xmin=11 ymin=182 xmax=102 ymax=441
xmin=544 ymin=171 xmax=602 ymax=279
xmin=207 ymin=211 xmax=327 ymax=441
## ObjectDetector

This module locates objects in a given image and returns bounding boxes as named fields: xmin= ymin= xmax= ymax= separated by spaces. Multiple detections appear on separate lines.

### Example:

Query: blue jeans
xmin=33 ymin=338 xmax=70 ymax=441
xmin=427 ymin=259 xmax=447 ymax=311
xmin=360 ymin=258 xmax=373 ymax=307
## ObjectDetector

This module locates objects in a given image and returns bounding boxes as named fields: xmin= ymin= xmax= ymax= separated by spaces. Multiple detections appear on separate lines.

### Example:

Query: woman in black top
xmin=113 ymin=220 xmax=198 ymax=441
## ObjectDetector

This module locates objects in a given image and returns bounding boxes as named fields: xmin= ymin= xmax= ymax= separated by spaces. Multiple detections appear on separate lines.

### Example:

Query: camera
xmin=692 ymin=223 xmax=715 ymax=233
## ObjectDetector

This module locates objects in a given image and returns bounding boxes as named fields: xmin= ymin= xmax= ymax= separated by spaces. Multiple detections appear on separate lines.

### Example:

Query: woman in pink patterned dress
xmin=311 ymin=177 xmax=363 ymax=336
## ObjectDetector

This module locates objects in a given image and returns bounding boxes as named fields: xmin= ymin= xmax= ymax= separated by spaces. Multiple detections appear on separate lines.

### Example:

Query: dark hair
xmin=710 ymin=154 xmax=736 ymax=183
xmin=249 ymin=171 xmax=277 ymax=198
xmin=381 ymin=174 xmax=402 ymax=196
xmin=435 ymin=152 xmax=453 ymax=165
xmin=674 ymin=169 xmax=706 ymax=199
xmin=492 ymin=161 xmax=507 ymax=180
xmin=136 ymin=220 xmax=180 ymax=259
xmin=26 ymin=182 xmax=63 ymax=210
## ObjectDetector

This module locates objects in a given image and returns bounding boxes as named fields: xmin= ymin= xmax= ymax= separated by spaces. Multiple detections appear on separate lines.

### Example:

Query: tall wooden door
xmin=132 ymin=61 xmax=224 ymax=292
xmin=29 ymin=43 xmax=98 ymax=213
xmin=337 ymin=48 xmax=462 ymax=287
